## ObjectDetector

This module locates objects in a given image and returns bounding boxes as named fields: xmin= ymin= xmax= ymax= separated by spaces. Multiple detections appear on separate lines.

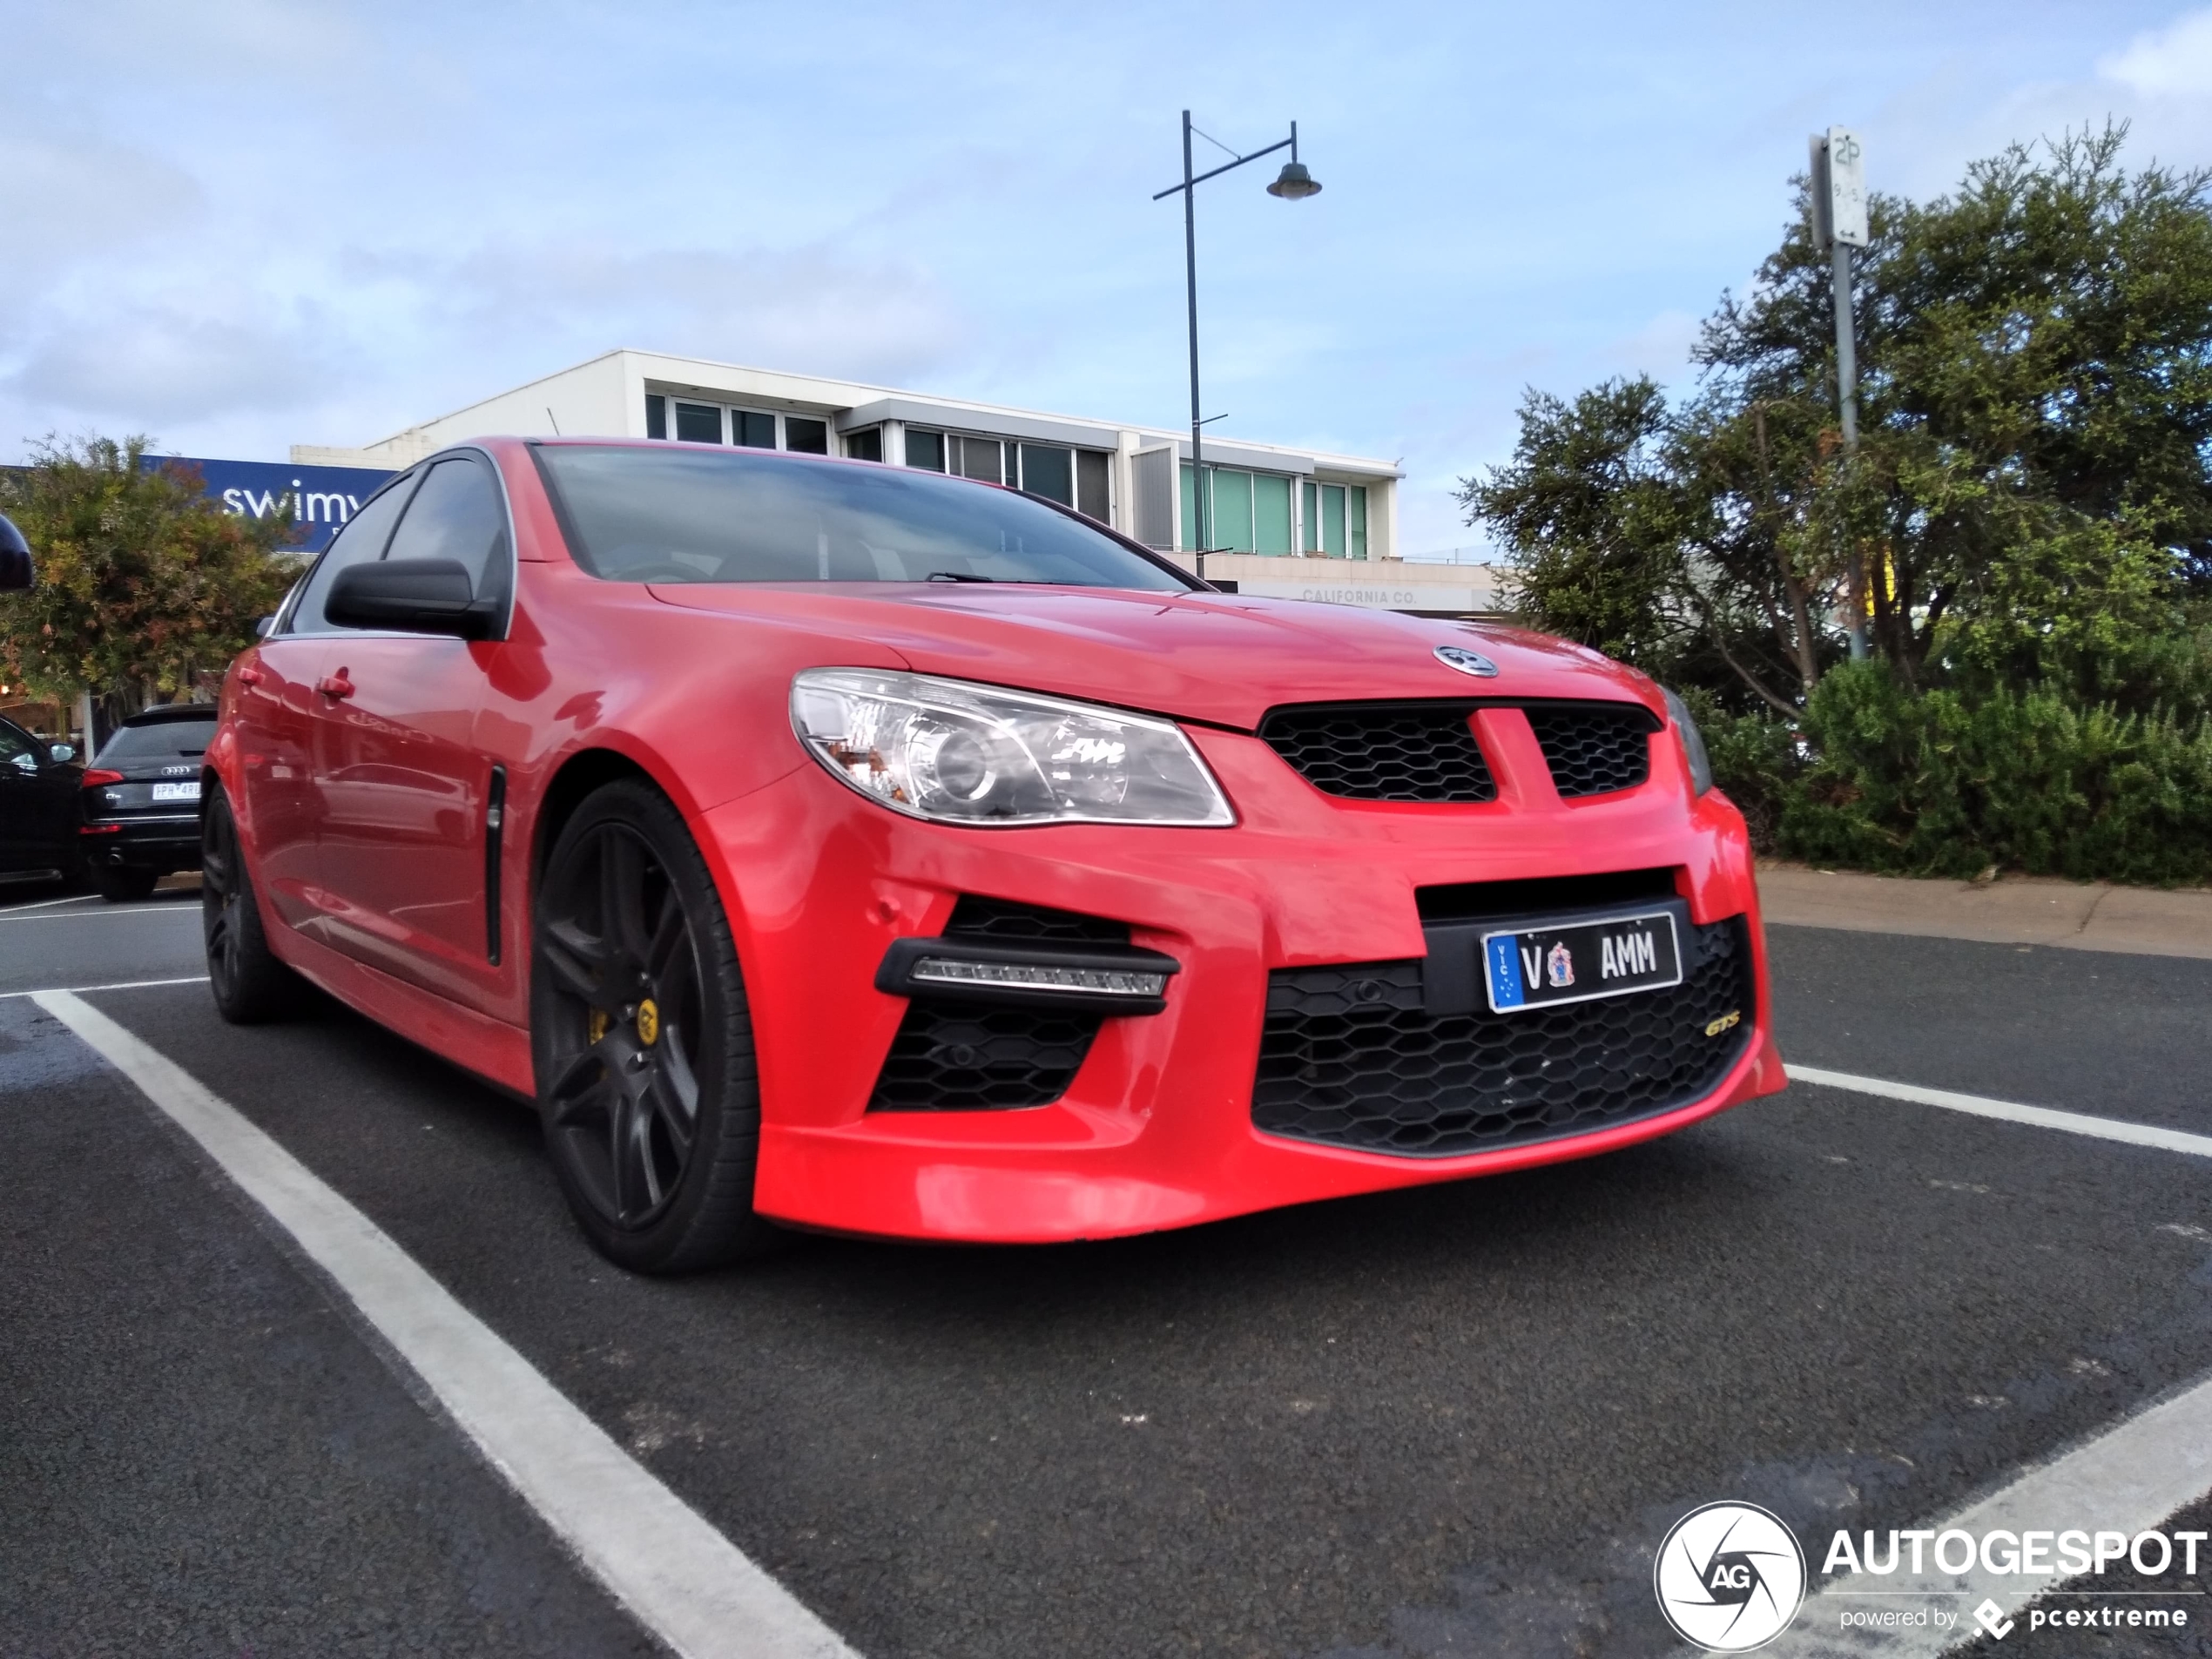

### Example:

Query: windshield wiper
xmin=925 ymin=570 xmax=998 ymax=583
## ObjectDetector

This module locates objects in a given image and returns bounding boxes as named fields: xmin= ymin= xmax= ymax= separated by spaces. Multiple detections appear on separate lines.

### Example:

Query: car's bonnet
xmin=644 ymin=583 xmax=1658 ymax=729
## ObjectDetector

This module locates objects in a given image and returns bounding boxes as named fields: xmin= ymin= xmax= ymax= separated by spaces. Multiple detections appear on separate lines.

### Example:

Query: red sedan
xmin=204 ymin=438 xmax=1785 ymax=1271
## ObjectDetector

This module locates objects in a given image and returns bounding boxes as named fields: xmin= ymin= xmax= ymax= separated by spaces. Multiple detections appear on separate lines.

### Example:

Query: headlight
xmin=1662 ymin=688 xmax=1713 ymax=796
xmin=790 ymin=669 xmax=1236 ymax=826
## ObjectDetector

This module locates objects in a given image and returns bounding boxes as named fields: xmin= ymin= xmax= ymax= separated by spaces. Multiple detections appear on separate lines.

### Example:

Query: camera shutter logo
xmin=1654 ymin=1502 xmax=1807 ymax=1651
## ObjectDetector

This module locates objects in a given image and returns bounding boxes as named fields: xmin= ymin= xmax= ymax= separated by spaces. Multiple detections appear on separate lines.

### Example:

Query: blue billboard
xmin=148 ymin=455 xmax=401 ymax=555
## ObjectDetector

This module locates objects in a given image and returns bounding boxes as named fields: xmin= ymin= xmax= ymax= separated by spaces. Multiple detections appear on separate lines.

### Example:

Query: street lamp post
xmin=1154 ymin=113 xmax=1319 ymax=579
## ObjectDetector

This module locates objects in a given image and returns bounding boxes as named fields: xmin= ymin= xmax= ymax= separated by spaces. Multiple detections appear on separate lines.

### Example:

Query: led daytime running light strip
xmin=908 ymin=957 xmax=1169 ymax=998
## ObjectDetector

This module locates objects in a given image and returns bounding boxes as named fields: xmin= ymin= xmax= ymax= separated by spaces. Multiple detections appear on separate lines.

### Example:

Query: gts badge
xmin=1703 ymin=1008 xmax=1742 ymax=1039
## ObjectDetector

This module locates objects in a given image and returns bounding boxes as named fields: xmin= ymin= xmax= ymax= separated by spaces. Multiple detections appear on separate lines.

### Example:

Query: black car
xmin=0 ymin=715 xmax=82 ymax=887
xmin=79 ymin=705 xmax=219 ymax=900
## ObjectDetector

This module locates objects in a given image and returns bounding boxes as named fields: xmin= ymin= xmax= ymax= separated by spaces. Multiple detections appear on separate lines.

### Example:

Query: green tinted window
xmin=1255 ymin=475 xmax=1292 ymax=554
xmin=1321 ymin=483 xmax=1346 ymax=557
xmin=1211 ymin=469 xmax=1253 ymax=552
xmin=1302 ymin=480 xmax=1319 ymax=551
xmin=1348 ymin=485 xmax=1367 ymax=561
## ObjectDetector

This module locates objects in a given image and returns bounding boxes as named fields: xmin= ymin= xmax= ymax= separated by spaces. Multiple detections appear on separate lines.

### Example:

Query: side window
xmin=383 ymin=455 xmax=511 ymax=620
xmin=287 ymin=472 xmax=418 ymax=634
xmin=0 ymin=725 xmax=37 ymax=774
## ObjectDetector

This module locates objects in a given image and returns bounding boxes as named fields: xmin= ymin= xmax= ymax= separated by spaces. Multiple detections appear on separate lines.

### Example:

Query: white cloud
xmin=2099 ymin=7 xmax=2212 ymax=96
xmin=5 ymin=306 xmax=334 ymax=427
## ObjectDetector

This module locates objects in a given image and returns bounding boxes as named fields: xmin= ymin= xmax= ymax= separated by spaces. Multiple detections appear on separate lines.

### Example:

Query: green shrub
xmin=1775 ymin=663 xmax=2212 ymax=886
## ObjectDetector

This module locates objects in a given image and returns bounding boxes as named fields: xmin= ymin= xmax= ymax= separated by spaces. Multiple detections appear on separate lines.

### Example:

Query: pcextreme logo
xmin=1655 ymin=1502 xmax=1808 ymax=1652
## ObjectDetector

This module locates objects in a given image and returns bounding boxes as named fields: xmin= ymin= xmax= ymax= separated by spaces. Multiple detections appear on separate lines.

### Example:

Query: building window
xmin=952 ymin=435 xmax=1002 ymax=483
xmin=1296 ymin=480 xmax=1368 ymax=559
xmin=646 ymin=391 xmax=833 ymax=454
xmin=905 ymin=428 xmax=1109 ymax=520
xmin=1018 ymin=442 xmax=1073 ymax=506
xmin=1180 ymin=464 xmax=1298 ymax=554
xmin=844 ymin=427 xmax=883 ymax=462
xmin=675 ymin=401 xmax=724 ymax=444
xmin=1255 ymin=474 xmax=1292 ymax=553
xmin=1076 ymin=451 xmax=1110 ymax=521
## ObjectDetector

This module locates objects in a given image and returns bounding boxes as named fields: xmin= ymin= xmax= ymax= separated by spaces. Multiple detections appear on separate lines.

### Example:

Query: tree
xmin=1461 ymin=125 xmax=2212 ymax=711
xmin=0 ymin=435 xmax=299 ymax=727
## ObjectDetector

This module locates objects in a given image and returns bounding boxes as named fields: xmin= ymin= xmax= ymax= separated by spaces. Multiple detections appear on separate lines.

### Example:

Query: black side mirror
xmin=48 ymin=743 xmax=76 ymax=765
xmin=326 ymin=558 xmax=496 ymax=639
xmin=0 ymin=513 xmax=31 ymax=592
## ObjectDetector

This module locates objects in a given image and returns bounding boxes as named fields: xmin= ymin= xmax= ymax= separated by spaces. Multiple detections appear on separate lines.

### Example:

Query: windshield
xmin=533 ymin=444 xmax=1195 ymax=590
xmin=98 ymin=716 xmax=216 ymax=764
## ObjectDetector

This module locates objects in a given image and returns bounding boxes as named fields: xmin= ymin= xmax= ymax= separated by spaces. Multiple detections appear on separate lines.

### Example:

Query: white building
xmin=295 ymin=349 xmax=1500 ymax=614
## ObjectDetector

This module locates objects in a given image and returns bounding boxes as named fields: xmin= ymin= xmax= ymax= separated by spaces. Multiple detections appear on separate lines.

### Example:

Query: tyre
xmin=530 ymin=779 xmax=776 ymax=1274
xmin=202 ymin=784 xmax=308 ymax=1022
xmin=94 ymin=864 xmax=158 ymax=902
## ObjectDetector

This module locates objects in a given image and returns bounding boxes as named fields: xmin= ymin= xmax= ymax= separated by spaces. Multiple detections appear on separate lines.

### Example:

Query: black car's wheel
xmin=93 ymin=865 xmax=158 ymax=903
xmin=202 ymin=784 xmax=308 ymax=1022
xmin=530 ymin=780 xmax=775 ymax=1274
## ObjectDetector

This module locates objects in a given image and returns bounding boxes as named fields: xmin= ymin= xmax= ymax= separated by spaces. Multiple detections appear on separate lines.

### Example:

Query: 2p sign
xmin=1809 ymin=125 xmax=1869 ymax=248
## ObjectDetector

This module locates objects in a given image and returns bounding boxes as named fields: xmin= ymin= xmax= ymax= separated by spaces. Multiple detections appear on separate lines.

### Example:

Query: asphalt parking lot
xmin=3 ymin=882 xmax=2209 ymax=1657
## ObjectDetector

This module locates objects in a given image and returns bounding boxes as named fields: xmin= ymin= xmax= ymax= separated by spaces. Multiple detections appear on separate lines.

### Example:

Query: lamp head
xmin=1266 ymin=160 xmax=1321 ymax=200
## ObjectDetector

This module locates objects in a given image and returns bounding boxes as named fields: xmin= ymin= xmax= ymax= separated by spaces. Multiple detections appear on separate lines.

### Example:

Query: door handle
xmin=237 ymin=665 xmax=263 ymax=687
xmin=317 ymin=671 xmax=355 ymax=700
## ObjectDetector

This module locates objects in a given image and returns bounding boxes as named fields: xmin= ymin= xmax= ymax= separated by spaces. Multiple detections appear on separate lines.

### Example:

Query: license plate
xmin=150 ymin=781 xmax=201 ymax=803
xmin=1481 ymin=909 xmax=1683 ymax=1013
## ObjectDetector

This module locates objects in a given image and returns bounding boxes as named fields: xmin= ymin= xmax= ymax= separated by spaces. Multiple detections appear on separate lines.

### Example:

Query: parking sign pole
xmin=1811 ymin=127 xmax=1870 ymax=662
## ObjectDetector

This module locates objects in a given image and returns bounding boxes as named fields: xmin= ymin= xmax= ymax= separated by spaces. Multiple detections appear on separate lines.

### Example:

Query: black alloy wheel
xmin=531 ymin=780 xmax=773 ymax=1273
xmin=201 ymin=783 xmax=307 ymax=1022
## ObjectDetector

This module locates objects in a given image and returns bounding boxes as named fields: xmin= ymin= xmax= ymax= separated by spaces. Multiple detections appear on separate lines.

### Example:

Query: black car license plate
xmin=1480 ymin=910 xmax=1683 ymax=1013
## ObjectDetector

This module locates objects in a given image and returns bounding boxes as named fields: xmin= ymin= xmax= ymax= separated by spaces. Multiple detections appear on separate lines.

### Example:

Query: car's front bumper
xmin=698 ymin=721 xmax=1786 ymax=1244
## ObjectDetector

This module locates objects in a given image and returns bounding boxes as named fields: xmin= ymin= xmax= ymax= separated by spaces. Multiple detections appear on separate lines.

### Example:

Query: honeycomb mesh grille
xmin=1524 ymin=704 xmax=1656 ymax=797
xmin=868 ymin=897 xmax=1125 ymax=1111
xmin=870 ymin=1004 xmax=1102 ymax=1110
xmin=1257 ymin=704 xmax=1497 ymax=803
xmin=1251 ymin=917 xmax=1753 ymax=1157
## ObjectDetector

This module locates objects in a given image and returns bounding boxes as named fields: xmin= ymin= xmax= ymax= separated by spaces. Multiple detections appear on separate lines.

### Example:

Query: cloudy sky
xmin=7 ymin=0 xmax=2212 ymax=552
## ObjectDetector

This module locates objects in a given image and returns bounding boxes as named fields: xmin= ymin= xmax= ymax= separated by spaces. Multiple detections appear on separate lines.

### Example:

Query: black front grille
xmin=1524 ymin=703 xmax=1656 ymax=797
xmin=1251 ymin=916 xmax=1754 ymax=1157
xmin=869 ymin=897 xmax=1126 ymax=1110
xmin=1258 ymin=704 xmax=1497 ymax=802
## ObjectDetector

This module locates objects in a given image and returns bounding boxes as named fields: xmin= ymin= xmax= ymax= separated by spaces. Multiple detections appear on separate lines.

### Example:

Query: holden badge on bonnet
xmin=1433 ymin=644 xmax=1500 ymax=678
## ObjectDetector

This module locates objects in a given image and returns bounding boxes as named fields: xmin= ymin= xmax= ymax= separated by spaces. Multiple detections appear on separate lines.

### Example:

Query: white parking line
xmin=1770 ymin=1368 xmax=2212 ymax=1656
xmin=32 ymin=989 xmax=858 ymax=1659
xmin=1 ymin=975 xmax=209 ymax=1000
xmin=1789 ymin=1064 xmax=2212 ymax=1161
xmin=0 ymin=891 xmax=107 ymax=913
xmin=0 ymin=904 xmax=197 ymax=922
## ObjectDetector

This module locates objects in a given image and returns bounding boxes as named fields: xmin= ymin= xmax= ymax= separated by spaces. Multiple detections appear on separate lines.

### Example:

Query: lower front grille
xmin=868 ymin=896 xmax=1125 ymax=1110
xmin=1251 ymin=916 xmax=1754 ymax=1157
xmin=869 ymin=1002 xmax=1100 ymax=1109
